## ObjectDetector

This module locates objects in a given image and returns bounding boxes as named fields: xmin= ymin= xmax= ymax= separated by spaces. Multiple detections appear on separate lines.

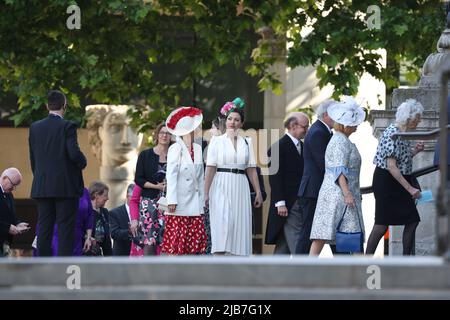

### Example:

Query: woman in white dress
xmin=205 ymin=98 xmax=263 ymax=256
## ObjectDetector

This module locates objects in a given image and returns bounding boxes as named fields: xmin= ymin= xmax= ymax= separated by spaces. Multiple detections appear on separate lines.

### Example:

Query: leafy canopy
xmin=0 ymin=0 xmax=442 ymax=130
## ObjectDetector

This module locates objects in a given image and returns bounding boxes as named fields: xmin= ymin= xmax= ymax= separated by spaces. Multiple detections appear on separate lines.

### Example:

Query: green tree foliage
xmin=280 ymin=0 xmax=443 ymax=98
xmin=0 ymin=0 xmax=255 ymax=129
xmin=0 ymin=0 xmax=443 ymax=129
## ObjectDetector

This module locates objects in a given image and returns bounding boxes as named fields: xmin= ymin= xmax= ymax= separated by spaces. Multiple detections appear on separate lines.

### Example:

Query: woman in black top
xmin=134 ymin=123 xmax=172 ymax=255
xmin=89 ymin=181 xmax=112 ymax=256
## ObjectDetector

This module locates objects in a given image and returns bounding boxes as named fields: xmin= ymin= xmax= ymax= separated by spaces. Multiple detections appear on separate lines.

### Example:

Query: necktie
xmin=296 ymin=142 xmax=302 ymax=156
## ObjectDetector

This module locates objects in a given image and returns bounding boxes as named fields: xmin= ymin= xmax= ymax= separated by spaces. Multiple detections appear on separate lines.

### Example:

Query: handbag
xmin=155 ymin=175 xmax=169 ymax=212
xmin=83 ymin=240 xmax=102 ymax=256
xmin=157 ymin=195 xmax=169 ymax=212
xmin=335 ymin=206 xmax=364 ymax=254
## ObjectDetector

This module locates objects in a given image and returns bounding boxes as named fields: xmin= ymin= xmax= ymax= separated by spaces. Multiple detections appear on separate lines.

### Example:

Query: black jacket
xmin=109 ymin=204 xmax=131 ymax=256
xmin=92 ymin=207 xmax=112 ymax=256
xmin=297 ymin=120 xmax=333 ymax=199
xmin=135 ymin=148 xmax=162 ymax=199
xmin=265 ymin=134 xmax=304 ymax=244
xmin=0 ymin=190 xmax=19 ymax=246
xmin=29 ymin=114 xmax=86 ymax=198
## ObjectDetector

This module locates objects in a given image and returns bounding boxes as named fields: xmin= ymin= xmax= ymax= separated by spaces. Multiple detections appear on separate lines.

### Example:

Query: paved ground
xmin=1 ymin=256 xmax=449 ymax=299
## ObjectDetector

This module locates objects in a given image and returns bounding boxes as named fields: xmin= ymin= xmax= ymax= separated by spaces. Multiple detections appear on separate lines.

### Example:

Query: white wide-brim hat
xmin=327 ymin=96 xmax=365 ymax=127
xmin=165 ymin=106 xmax=203 ymax=136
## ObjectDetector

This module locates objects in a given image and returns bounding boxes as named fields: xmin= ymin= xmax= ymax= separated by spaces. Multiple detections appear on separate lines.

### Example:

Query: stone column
xmin=258 ymin=27 xmax=287 ymax=253
xmin=259 ymin=26 xmax=287 ymax=135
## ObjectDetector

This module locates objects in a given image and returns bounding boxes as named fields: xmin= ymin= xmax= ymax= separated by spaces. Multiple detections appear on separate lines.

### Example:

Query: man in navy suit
xmin=0 ymin=168 xmax=29 ymax=256
xmin=29 ymin=90 xmax=87 ymax=256
xmin=295 ymin=100 xmax=336 ymax=254
xmin=265 ymin=112 xmax=309 ymax=254
xmin=109 ymin=183 xmax=134 ymax=256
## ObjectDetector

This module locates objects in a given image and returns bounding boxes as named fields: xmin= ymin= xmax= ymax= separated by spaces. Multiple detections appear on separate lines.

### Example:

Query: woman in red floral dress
xmin=161 ymin=107 xmax=206 ymax=255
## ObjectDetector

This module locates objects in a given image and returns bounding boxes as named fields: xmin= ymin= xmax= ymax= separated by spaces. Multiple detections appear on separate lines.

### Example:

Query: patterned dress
xmin=310 ymin=132 xmax=365 ymax=243
xmin=132 ymin=163 xmax=167 ymax=254
xmin=372 ymin=123 xmax=420 ymax=225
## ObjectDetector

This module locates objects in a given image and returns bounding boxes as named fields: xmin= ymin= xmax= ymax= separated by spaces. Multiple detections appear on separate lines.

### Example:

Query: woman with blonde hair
xmin=309 ymin=96 xmax=366 ymax=256
xmin=129 ymin=123 xmax=172 ymax=256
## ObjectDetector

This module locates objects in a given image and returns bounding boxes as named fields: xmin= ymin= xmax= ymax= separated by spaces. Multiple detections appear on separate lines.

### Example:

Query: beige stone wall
xmin=0 ymin=127 xmax=101 ymax=199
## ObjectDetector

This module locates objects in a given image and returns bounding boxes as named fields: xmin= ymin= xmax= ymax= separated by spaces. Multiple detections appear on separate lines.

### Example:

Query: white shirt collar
xmin=0 ymin=183 xmax=4 ymax=193
xmin=286 ymin=132 xmax=300 ymax=146
xmin=49 ymin=111 xmax=63 ymax=119
xmin=125 ymin=203 xmax=131 ymax=221
xmin=319 ymin=119 xmax=332 ymax=134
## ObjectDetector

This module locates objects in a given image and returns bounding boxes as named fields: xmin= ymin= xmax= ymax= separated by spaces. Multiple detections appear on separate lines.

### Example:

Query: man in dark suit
xmin=29 ymin=90 xmax=87 ymax=256
xmin=265 ymin=113 xmax=309 ymax=254
xmin=109 ymin=183 xmax=134 ymax=256
xmin=0 ymin=168 xmax=30 ymax=256
xmin=295 ymin=100 xmax=336 ymax=254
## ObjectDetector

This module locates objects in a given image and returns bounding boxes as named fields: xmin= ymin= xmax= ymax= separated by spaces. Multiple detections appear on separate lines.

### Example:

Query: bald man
xmin=265 ymin=112 xmax=309 ymax=254
xmin=0 ymin=168 xmax=29 ymax=256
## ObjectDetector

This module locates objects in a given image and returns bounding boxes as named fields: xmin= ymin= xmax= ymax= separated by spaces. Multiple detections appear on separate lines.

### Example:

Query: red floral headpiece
xmin=167 ymin=107 xmax=202 ymax=130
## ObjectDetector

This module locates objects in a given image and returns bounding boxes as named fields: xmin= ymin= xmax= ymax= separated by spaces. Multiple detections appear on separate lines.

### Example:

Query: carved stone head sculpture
xmin=86 ymin=105 xmax=143 ymax=167
xmin=86 ymin=105 xmax=143 ymax=208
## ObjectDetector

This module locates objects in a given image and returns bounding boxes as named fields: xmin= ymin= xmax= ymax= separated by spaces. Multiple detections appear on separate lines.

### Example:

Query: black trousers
xmin=36 ymin=198 xmax=79 ymax=256
xmin=295 ymin=197 xmax=316 ymax=254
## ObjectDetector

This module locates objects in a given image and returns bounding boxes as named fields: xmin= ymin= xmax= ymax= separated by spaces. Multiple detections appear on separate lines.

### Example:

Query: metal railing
xmin=360 ymin=164 xmax=439 ymax=195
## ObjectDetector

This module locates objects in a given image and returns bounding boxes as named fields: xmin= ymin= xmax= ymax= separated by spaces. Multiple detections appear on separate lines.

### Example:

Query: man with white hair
xmin=0 ymin=168 xmax=29 ymax=256
xmin=294 ymin=100 xmax=336 ymax=254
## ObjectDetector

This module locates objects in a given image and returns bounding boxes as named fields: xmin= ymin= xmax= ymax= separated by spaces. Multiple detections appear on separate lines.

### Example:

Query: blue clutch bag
xmin=335 ymin=206 xmax=364 ymax=254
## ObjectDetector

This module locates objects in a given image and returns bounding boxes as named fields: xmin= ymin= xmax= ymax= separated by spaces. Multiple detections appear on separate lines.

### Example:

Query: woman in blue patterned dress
xmin=309 ymin=97 xmax=366 ymax=256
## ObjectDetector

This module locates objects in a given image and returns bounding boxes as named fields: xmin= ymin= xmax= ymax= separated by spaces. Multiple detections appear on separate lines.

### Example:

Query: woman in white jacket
xmin=161 ymin=106 xmax=206 ymax=255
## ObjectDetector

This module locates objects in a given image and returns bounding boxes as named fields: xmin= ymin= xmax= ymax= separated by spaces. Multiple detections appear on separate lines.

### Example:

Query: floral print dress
xmin=134 ymin=162 xmax=167 ymax=253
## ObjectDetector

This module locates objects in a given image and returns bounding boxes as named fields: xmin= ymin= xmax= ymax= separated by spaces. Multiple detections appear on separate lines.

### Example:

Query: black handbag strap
xmin=337 ymin=205 xmax=364 ymax=233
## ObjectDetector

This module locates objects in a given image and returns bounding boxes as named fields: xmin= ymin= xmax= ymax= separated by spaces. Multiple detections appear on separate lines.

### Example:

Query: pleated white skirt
xmin=209 ymin=172 xmax=252 ymax=256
